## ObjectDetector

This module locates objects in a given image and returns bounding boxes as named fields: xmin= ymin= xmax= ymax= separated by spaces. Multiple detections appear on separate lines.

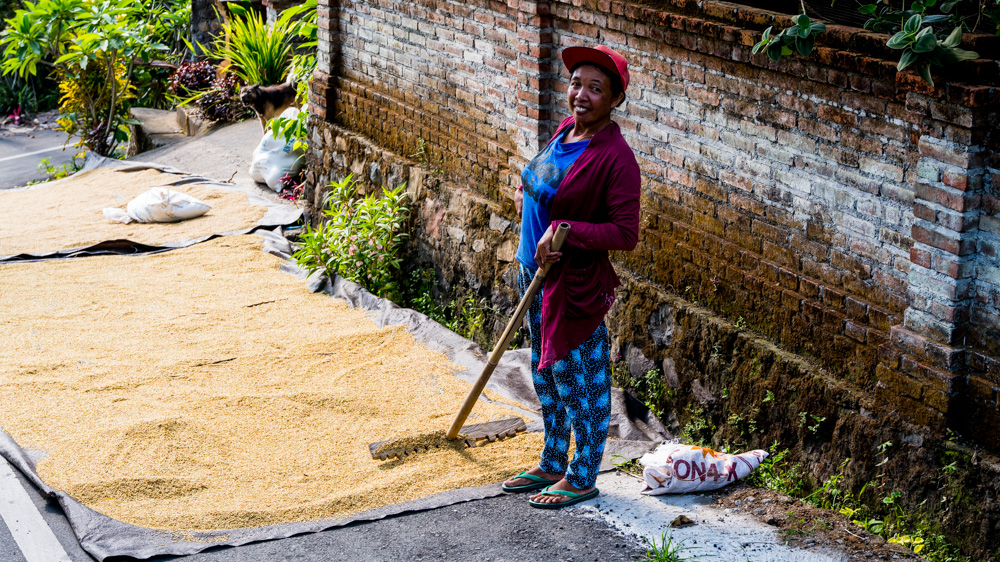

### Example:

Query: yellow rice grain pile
xmin=0 ymin=236 xmax=541 ymax=530
xmin=0 ymin=167 xmax=267 ymax=256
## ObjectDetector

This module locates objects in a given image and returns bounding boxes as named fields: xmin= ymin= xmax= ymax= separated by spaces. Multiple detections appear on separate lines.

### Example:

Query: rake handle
xmin=446 ymin=222 xmax=570 ymax=440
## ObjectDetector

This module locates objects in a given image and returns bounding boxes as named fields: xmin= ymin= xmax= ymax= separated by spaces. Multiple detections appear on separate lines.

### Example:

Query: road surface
xmin=0 ymin=128 xmax=81 ymax=189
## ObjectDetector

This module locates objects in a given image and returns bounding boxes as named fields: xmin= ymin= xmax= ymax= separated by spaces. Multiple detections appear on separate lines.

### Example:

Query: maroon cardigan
xmin=534 ymin=116 xmax=641 ymax=369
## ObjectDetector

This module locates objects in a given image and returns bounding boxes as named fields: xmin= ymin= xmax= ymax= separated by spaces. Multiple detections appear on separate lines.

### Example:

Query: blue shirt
xmin=515 ymin=129 xmax=589 ymax=270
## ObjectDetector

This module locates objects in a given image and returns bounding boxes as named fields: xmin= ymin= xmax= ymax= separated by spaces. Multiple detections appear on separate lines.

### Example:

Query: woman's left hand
xmin=535 ymin=224 xmax=562 ymax=268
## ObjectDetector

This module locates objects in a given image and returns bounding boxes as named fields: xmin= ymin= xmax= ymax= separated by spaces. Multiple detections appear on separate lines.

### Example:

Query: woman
xmin=501 ymin=45 xmax=641 ymax=508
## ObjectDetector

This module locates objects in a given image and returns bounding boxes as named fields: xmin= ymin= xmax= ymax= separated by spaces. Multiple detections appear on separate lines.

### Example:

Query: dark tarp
xmin=0 ymin=230 xmax=668 ymax=561
xmin=0 ymin=154 xmax=301 ymax=262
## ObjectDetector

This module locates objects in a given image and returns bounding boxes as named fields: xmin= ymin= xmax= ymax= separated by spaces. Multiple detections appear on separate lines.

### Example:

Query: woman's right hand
xmin=514 ymin=188 xmax=523 ymax=215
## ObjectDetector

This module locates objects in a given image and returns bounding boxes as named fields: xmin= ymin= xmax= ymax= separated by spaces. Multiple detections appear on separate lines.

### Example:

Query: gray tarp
xmin=0 ymin=154 xmax=301 ymax=262
xmin=0 ymin=230 xmax=668 ymax=561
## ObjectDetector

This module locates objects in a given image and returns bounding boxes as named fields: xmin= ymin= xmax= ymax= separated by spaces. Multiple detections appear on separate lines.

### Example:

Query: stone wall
xmin=308 ymin=0 xmax=1000 ymax=554
xmin=190 ymin=0 xmax=224 ymax=52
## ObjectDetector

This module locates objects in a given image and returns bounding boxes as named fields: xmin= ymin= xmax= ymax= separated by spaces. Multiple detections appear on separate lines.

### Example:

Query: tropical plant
xmin=0 ymin=0 xmax=189 ymax=155
xmin=55 ymin=59 xmax=134 ymax=155
xmin=128 ymin=0 xmax=191 ymax=109
xmin=0 ymin=75 xmax=38 ymax=116
xmin=204 ymin=4 xmax=294 ymax=87
xmin=292 ymin=175 xmax=410 ymax=298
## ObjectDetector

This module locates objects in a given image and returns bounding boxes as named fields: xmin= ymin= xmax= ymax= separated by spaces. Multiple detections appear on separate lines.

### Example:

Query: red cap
xmin=561 ymin=45 xmax=630 ymax=95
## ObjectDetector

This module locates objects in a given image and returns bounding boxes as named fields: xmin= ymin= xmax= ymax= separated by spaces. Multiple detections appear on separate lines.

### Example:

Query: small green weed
xmin=29 ymin=151 xmax=85 ymax=184
xmin=744 ymin=442 xmax=805 ymax=497
xmin=610 ymin=454 xmax=642 ymax=477
xmin=734 ymin=316 xmax=747 ymax=330
xmin=640 ymin=369 xmax=673 ymax=419
xmin=758 ymin=440 xmax=976 ymax=561
xmin=400 ymin=271 xmax=494 ymax=348
xmin=680 ymin=404 xmax=715 ymax=447
xmin=642 ymin=532 xmax=709 ymax=561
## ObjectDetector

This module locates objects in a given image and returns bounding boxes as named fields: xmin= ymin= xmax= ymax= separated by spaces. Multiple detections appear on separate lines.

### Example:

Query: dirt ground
xmin=714 ymin=484 xmax=920 ymax=560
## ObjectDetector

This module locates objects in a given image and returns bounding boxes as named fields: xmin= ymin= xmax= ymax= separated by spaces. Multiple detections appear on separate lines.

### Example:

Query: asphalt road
xmin=0 ymin=456 xmax=644 ymax=562
xmin=0 ymin=128 xmax=81 ymax=189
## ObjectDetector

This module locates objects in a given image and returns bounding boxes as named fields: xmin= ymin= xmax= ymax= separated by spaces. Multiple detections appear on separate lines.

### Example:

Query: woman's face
xmin=567 ymin=64 xmax=622 ymax=128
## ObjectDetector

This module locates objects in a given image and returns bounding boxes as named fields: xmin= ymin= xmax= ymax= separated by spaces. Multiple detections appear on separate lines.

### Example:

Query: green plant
xmin=1 ymin=0 xmax=185 ymax=155
xmin=128 ymin=0 xmax=190 ymax=109
xmin=292 ymin=175 xmax=410 ymax=298
xmin=402 ymin=268 xmax=448 ymax=323
xmin=610 ymin=454 xmax=643 ymax=477
xmin=745 ymin=442 xmax=805 ymax=497
xmin=640 ymin=369 xmax=673 ymax=419
xmin=781 ymin=440 xmax=975 ymax=561
xmin=642 ymin=532 xmax=709 ymax=561
xmin=267 ymin=0 xmax=316 ymax=150
xmin=447 ymin=293 xmax=489 ymax=342
xmin=29 ymin=150 xmax=85 ymax=183
xmin=755 ymin=1 xmax=988 ymax=86
xmin=887 ymin=15 xmax=978 ymax=86
xmin=204 ymin=4 xmax=293 ymax=86
xmin=680 ymin=404 xmax=715 ymax=446
xmin=752 ymin=12 xmax=827 ymax=61
xmin=0 ymin=75 xmax=38 ymax=115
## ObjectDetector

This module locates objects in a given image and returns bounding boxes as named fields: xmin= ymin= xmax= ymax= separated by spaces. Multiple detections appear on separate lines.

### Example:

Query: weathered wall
xmin=308 ymin=0 xmax=1000 ymax=554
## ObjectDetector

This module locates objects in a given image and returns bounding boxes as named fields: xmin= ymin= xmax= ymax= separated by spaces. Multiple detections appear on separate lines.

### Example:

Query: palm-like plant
xmin=208 ymin=5 xmax=293 ymax=86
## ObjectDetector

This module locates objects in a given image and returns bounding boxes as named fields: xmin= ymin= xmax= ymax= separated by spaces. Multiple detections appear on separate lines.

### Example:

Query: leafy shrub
xmin=129 ymin=0 xmax=191 ymax=109
xmin=293 ymin=175 xmax=410 ymax=298
xmin=168 ymin=61 xmax=217 ymax=98
xmin=56 ymin=61 xmax=134 ymax=157
xmin=1 ymin=0 xmax=189 ymax=155
xmin=194 ymin=74 xmax=253 ymax=122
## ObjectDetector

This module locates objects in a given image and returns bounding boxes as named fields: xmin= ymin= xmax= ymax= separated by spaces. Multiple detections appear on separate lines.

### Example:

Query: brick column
xmin=879 ymin=87 xmax=994 ymax=430
xmin=309 ymin=0 xmax=337 ymax=121
xmin=513 ymin=0 xmax=555 ymax=175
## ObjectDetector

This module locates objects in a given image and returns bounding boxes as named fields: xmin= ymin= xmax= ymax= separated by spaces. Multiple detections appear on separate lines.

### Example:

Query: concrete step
xmin=126 ymin=107 xmax=190 ymax=157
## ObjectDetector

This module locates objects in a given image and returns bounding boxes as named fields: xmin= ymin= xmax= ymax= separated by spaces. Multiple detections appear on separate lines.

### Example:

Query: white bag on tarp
xmin=248 ymin=106 xmax=305 ymax=191
xmin=102 ymin=188 xmax=211 ymax=224
xmin=639 ymin=442 xmax=768 ymax=495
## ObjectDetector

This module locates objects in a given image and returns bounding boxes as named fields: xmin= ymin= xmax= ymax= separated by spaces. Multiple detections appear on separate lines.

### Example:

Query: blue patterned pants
xmin=518 ymin=264 xmax=612 ymax=490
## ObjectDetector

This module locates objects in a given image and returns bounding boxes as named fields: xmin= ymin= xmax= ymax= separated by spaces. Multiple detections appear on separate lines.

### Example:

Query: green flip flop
xmin=501 ymin=472 xmax=559 ymax=493
xmin=527 ymin=485 xmax=600 ymax=509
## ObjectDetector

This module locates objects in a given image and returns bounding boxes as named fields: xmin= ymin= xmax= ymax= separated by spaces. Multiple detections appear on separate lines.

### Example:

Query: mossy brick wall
xmin=309 ymin=0 xmax=1000 ymax=553
xmin=312 ymin=0 xmax=540 ymax=204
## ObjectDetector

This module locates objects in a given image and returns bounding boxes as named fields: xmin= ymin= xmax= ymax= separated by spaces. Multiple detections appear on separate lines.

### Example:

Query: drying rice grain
xmin=0 ymin=236 xmax=542 ymax=530
xmin=0 ymin=168 xmax=266 ymax=256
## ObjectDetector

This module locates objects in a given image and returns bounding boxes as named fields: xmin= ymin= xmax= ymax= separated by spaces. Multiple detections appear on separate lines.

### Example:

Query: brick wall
xmin=314 ymin=0 xmax=528 ymax=204
xmin=309 ymin=0 xmax=1000 ymax=553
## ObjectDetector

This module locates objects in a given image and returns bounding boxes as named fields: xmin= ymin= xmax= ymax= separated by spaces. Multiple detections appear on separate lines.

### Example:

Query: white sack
xmin=639 ymin=442 xmax=768 ymax=495
xmin=102 ymin=188 xmax=210 ymax=224
xmin=248 ymin=107 xmax=305 ymax=191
